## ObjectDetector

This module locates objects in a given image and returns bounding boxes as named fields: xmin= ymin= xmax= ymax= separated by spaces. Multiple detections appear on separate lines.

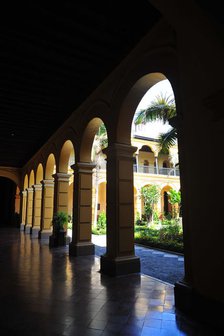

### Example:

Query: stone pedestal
xmin=100 ymin=255 xmax=140 ymax=277
xmin=69 ymin=241 xmax=95 ymax=256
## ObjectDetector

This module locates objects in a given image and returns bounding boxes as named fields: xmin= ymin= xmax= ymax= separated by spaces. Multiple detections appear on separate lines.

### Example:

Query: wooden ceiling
xmin=0 ymin=1 xmax=161 ymax=168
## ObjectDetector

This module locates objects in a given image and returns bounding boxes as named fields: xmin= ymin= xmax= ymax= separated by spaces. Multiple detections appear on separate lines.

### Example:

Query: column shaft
xmin=100 ymin=143 xmax=140 ymax=276
xmin=38 ymin=179 xmax=54 ymax=239
xmin=25 ymin=188 xmax=33 ymax=233
xmin=69 ymin=162 xmax=95 ymax=256
xmin=30 ymin=184 xmax=42 ymax=237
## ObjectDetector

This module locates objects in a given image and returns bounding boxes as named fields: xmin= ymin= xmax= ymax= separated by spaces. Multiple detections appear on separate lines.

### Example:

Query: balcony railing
xmin=98 ymin=161 xmax=179 ymax=176
xmin=133 ymin=164 xmax=180 ymax=176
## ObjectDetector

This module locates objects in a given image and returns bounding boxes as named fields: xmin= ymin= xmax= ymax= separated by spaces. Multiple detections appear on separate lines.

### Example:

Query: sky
xmin=132 ymin=79 xmax=174 ymax=138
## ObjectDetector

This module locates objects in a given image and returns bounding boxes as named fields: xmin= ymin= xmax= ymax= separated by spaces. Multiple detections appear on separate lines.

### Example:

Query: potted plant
xmin=49 ymin=211 xmax=68 ymax=247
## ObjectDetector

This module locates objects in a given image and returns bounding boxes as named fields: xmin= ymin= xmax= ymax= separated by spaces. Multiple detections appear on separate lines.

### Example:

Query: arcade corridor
xmin=0 ymin=229 xmax=219 ymax=335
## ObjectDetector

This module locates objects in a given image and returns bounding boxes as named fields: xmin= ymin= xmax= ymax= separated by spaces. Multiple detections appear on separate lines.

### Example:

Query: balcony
xmin=133 ymin=164 xmax=180 ymax=176
xmin=98 ymin=161 xmax=179 ymax=176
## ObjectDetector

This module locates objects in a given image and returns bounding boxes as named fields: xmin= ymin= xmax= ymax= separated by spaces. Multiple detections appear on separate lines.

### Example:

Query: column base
xmin=24 ymin=225 xmax=32 ymax=234
xmin=20 ymin=223 xmax=25 ymax=231
xmin=100 ymin=255 xmax=140 ymax=276
xmin=30 ymin=227 xmax=40 ymax=238
xmin=69 ymin=241 xmax=95 ymax=256
xmin=174 ymin=280 xmax=224 ymax=330
xmin=38 ymin=229 xmax=52 ymax=240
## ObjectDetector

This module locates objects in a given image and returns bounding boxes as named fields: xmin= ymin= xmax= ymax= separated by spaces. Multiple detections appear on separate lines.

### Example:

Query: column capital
xmin=103 ymin=143 xmax=137 ymax=159
xmin=22 ymin=190 xmax=27 ymax=196
xmin=71 ymin=162 xmax=96 ymax=173
xmin=52 ymin=173 xmax=72 ymax=182
xmin=32 ymin=184 xmax=42 ymax=191
xmin=26 ymin=187 xmax=34 ymax=193
xmin=41 ymin=179 xmax=54 ymax=187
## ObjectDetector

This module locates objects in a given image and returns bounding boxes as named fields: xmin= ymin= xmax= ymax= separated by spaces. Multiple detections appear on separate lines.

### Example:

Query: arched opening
xmin=0 ymin=177 xmax=19 ymax=227
xmin=24 ymin=174 xmax=28 ymax=190
xmin=59 ymin=140 xmax=75 ymax=173
xmin=45 ymin=153 xmax=56 ymax=179
xmin=125 ymin=75 xmax=183 ymax=282
xmin=36 ymin=164 xmax=43 ymax=184
xmin=29 ymin=170 xmax=34 ymax=187
xmin=40 ymin=154 xmax=56 ymax=236
xmin=91 ymin=120 xmax=108 ymax=236
xmin=58 ymin=140 xmax=75 ymax=237
xmin=161 ymin=186 xmax=172 ymax=217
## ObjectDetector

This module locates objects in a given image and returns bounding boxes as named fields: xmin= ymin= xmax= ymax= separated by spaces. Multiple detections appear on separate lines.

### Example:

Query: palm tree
xmin=134 ymin=93 xmax=177 ymax=152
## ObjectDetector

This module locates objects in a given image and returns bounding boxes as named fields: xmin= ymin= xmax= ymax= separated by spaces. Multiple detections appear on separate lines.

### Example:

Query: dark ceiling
xmin=0 ymin=1 xmax=161 ymax=168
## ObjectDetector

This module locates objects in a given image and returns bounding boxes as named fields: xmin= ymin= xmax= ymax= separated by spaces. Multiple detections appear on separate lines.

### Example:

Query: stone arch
xmin=36 ymin=164 xmax=44 ymax=184
xmin=0 ymin=168 xmax=20 ymax=186
xmin=161 ymin=185 xmax=172 ymax=215
xmin=29 ymin=170 xmax=35 ymax=187
xmin=59 ymin=140 xmax=75 ymax=173
xmin=80 ymin=117 xmax=108 ymax=162
xmin=24 ymin=174 xmax=28 ymax=189
xmin=0 ymin=176 xmax=19 ymax=227
xmin=45 ymin=154 xmax=56 ymax=179
xmin=113 ymin=47 xmax=179 ymax=144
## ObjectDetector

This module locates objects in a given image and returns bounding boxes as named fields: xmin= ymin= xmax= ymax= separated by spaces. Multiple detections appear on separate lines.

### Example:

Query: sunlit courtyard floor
xmin=0 ymin=228 xmax=220 ymax=335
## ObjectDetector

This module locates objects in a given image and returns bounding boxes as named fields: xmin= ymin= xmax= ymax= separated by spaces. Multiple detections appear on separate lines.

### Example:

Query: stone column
xmin=135 ymin=153 xmax=139 ymax=172
xmin=25 ymin=187 xmax=33 ymax=233
xmin=69 ymin=162 xmax=95 ymax=256
xmin=155 ymin=156 xmax=159 ymax=174
xmin=38 ymin=179 xmax=54 ymax=239
xmin=20 ymin=190 xmax=27 ymax=231
xmin=30 ymin=184 xmax=42 ymax=237
xmin=100 ymin=143 xmax=140 ymax=276
xmin=52 ymin=173 xmax=72 ymax=214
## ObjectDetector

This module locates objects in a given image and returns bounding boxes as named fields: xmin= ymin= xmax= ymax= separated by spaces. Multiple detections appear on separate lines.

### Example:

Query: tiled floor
xmin=0 ymin=228 xmax=221 ymax=335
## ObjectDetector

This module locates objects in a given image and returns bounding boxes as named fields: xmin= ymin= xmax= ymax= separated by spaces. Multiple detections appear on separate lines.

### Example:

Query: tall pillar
xmin=155 ymin=156 xmax=159 ymax=174
xmin=69 ymin=162 xmax=95 ymax=256
xmin=30 ymin=184 xmax=42 ymax=237
xmin=100 ymin=143 xmax=140 ymax=276
xmin=38 ymin=179 xmax=54 ymax=239
xmin=135 ymin=153 xmax=139 ymax=172
xmin=52 ymin=173 xmax=72 ymax=214
xmin=25 ymin=187 xmax=33 ymax=233
xmin=20 ymin=190 xmax=27 ymax=231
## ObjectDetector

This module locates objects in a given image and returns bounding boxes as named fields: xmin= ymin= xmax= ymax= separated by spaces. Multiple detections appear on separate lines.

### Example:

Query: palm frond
xmin=158 ymin=127 xmax=177 ymax=152
xmin=134 ymin=92 xmax=176 ymax=125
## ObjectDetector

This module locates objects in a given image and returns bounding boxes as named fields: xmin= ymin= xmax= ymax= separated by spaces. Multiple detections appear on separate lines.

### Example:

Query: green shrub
xmin=67 ymin=222 xmax=72 ymax=230
xmin=92 ymin=227 xmax=106 ymax=235
xmin=97 ymin=211 xmax=106 ymax=230
xmin=92 ymin=211 xmax=107 ymax=235
xmin=52 ymin=211 xmax=68 ymax=232
xmin=134 ymin=221 xmax=184 ymax=253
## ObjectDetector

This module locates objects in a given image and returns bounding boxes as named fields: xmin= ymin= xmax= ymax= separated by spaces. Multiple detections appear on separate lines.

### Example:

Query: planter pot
xmin=49 ymin=230 xmax=67 ymax=247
